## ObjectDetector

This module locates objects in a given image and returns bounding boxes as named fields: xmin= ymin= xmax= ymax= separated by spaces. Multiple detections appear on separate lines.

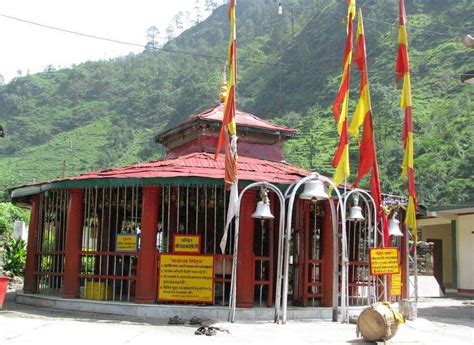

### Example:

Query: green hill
xmin=0 ymin=0 xmax=472 ymax=206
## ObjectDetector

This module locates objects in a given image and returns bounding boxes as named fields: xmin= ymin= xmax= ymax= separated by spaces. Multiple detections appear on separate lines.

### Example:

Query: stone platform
xmin=15 ymin=292 xmax=334 ymax=322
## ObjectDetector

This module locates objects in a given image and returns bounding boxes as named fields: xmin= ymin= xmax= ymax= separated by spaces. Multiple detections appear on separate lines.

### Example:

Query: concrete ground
xmin=1 ymin=291 xmax=472 ymax=345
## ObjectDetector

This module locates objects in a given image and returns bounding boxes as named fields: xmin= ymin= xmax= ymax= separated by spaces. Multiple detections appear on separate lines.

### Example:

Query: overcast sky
xmin=0 ymin=0 xmax=211 ymax=83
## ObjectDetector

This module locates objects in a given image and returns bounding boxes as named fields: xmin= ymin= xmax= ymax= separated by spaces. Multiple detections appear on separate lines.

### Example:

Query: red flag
xmin=396 ymin=0 xmax=417 ymax=238
xmin=217 ymin=0 xmax=239 ymax=255
xmin=332 ymin=0 xmax=356 ymax=186
xmin=350 ymin=9 xmax=388 ymax=246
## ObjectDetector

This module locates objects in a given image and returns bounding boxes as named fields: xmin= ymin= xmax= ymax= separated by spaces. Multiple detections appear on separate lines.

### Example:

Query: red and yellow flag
xmin=217 ymin=0 xmax=239 ymax=254
xmin=350 ymin=9 xmax=388 ymax=246
xmin=332 ymin=0 xmax=356 ymax=186
xmin=215 ymin=0 xmax=238 ymax=188
xmin=396 ymin=0 xmax=417 ymax=239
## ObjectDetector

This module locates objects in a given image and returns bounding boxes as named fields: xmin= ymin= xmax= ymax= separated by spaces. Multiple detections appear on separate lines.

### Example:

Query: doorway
xmin=427 ymin=238 xmax=443 ymax=289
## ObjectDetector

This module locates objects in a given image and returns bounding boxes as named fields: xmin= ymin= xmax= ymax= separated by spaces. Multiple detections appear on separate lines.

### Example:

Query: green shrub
xmin=0 ymin=203 xmax=29 ymax=237
xmin=3 ymin=238 xmax=27 ymax=277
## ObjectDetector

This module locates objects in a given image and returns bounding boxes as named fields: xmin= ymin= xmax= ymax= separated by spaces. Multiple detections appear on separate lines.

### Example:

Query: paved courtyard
xmin=0 ymin=291 xmax=472 ymax=344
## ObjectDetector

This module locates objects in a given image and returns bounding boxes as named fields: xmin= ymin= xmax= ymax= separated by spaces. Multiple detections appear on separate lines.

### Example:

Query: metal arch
xmin=281 ymin=173 xmax=320 ymax=323
xmin=339 ymin=189 xmax=386 ymax=305
xmin=228 ymin=181 xmax=286 ymax=323
xmin=279 ymin=173 xmax=348 ymax=324
xmin=317 ymin=175 xmax=348 ymax=323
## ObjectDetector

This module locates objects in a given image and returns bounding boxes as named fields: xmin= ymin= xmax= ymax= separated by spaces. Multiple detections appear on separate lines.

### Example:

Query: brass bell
xmin=252 ymin=201 xmax=274 ymax=219
xmin=388 ymin=212 xmax=403 ymax=237
xmin=348 ymin=193 xmax=365 ymax=222
xmin=299 ymin=180 xmax=329 ymax=201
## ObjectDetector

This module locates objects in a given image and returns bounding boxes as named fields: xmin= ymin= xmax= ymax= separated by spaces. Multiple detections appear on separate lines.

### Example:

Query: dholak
xmin=357 ymin=303 xmax=402 ymax=342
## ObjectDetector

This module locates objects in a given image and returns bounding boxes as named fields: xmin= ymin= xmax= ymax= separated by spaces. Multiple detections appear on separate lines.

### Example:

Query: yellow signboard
xmin=391 ymin=269 xmax=402 ymax=296
xmin=369 ymin=247 xmax=400 ymax=275
xmin=116 ymin=234 xmax=138 ymax=252
xmin=158 ymin=254 xmax=214 ymax=303
xmin=173 ymin=235 xmax=201 ymax=254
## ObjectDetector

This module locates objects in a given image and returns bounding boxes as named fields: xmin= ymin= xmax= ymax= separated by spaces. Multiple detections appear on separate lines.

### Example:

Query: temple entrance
xmin=157 ymin=184 xmax=233 ymax=305
xmin=290 ymin=200 xmax=325 ymax=307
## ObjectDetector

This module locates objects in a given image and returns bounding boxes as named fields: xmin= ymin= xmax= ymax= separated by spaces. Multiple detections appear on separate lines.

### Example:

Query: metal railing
xmin=80 ymin=187 xmax=140 ymax=302
xmin=36 ymin=189 xmax=69 ymax=295
xmin=158 ymin=185 xmax=232 ymax=305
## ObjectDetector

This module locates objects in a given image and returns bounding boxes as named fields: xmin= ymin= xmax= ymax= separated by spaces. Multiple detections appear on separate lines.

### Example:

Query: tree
xmin=205 ymin=0 xmax=218 ymax=12
xmin=194 ymin=0 xmax=202 ymax=24
xmin=165 ymin=24 xmax=176 ymax=41
xmin=173 ymin=12 xmax=185 ymax=31
xmin=145 ymin=26 xmax=160 ymax=51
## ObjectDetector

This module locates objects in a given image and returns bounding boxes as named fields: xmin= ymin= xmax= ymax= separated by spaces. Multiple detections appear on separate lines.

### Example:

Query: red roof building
xmin=12 ymin=103 xmax=392 ymax=318
xmin=12 ymin=103 xmax=320 ymax=312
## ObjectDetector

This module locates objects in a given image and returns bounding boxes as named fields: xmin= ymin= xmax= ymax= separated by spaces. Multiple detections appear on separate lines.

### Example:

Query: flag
xmin=349 ymin=10 xmax=388 ymax=246
xmin=217 ymin=0 xmax=239 ymax=254
xmin=396 ymin=0 xmax=417 ymax=239
xmin=332 ymin=0 xmax=356 ymax=186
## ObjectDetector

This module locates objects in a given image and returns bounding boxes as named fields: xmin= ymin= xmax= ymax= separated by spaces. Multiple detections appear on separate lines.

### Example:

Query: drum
xmin=357 ymin=303 xmax=404 ymax=342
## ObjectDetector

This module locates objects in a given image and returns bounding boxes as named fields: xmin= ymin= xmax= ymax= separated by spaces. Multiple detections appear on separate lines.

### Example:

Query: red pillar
xmin=321 ymin=201 xmax=334 ymax=307
xmin=135 ymin=187 xmax=160 ymax=303
xmin=24 ymin=194 xmax=40 ymax=294
xmin=63 ymin=189 xmax=85 ymax=298
xmin=237 ymin=189 xmax=256 ymax=308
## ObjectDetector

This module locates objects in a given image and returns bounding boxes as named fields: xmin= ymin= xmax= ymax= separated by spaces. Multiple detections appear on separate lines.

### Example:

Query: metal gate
xmin=344 ymin=192 xmax=384 ymax=306
xmin=346 ymin=215 xmax=378 ymax=306
xmin=294 ymin=201 xmax=324 ymax=306
xmin=36 ymin=189 xmax=69 ymax=295
xmin=81 ymin=187 xmax=141 ymax=302
xmin=158 ymin=185 xmax=232 ymax=306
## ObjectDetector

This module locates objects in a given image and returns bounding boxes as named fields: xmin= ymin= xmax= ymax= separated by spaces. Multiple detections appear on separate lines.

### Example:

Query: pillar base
xmin=236 ymin=301 xmax=254 ymax=308
xmin=135 ymin=297 xmax=156 ymax=304
xmin=63 ymin=293 xmax=79 ymax=299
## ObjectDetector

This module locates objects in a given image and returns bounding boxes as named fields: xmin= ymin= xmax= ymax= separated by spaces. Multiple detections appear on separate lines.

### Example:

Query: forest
xmin=0 ymin=0 xmax=472 ymax=206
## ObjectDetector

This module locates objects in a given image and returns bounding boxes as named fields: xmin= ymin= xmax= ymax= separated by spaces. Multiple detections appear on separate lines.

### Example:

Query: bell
xmin=348 ymin=205 xmax=364 ymax=222
xmin=348 ymin=193 xmax=364 ymax=221
xmin=299 ymin=180 xmax=329 ymax=201
xmin=388 ymin=213 xmax=403 ymax=237
xmin=251 ymin=201 xmax=274 ymax=219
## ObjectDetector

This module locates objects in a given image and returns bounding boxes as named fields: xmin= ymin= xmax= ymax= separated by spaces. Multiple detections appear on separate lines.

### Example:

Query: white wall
xmin=457 ymin=214 xmax=474 ymax=292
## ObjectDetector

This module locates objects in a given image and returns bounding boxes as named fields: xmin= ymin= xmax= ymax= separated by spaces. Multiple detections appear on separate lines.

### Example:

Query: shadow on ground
xmin=417 ymin=304 xmax=474 ymax=327
xmin=0 ymin=291 xmax=204 ymax=328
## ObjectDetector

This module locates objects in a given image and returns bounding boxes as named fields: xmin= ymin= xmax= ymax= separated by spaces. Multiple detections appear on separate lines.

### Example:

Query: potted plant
xmin=0 ymin=237 xmax=9 ymax=309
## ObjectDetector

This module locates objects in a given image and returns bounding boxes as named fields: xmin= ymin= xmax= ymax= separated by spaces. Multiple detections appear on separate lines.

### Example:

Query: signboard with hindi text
xmin=391 ymin=269 xmax=402 ymax=296
xmin=369 ymin=248 xmax=400 ymax=275
xmin=158 ymin=254 xmax=214 ymax=303
xmin=172 ymin=234 xmax=201 ymax=254
xmin=115 ymin=234 xmax=138 ymax=252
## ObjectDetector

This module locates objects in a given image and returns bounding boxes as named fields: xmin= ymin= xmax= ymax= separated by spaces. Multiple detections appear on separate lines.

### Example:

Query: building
xmin=418 ymin=202 xmax=474 ymax=295
xmin=11 ymin=102 xmax=395 ymax=320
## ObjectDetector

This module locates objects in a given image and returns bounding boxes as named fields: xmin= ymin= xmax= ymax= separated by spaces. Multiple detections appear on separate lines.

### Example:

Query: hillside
xmin=0 ymin=0 xmax=472 ymax=206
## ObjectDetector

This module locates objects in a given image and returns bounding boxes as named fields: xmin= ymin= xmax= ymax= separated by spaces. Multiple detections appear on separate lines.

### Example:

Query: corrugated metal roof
xmin=69 ymin=152 xmax=308 ymax=184
xmin=155 ymin=104 xmax=297 ymax=142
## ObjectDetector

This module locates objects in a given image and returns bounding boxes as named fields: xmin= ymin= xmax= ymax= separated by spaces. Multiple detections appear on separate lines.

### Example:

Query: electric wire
xmin=355 ymin=2 xmax=474 ymax=33
xmin=1 ymin=3 xmax=472 ymax=182
xmin=0 ymin=9 xmax=471 ymax=78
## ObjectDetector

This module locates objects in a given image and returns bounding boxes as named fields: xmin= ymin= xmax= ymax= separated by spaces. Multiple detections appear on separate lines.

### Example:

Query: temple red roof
xmin=69 ymin=152 xmax=308 ymax=184
xmin=155 ymin=104 xmax=297 ymax=144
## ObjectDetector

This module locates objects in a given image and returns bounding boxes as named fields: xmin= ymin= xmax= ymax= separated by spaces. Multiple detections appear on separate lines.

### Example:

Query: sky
xmin=0 ymin=0 xmax=209 ymax=83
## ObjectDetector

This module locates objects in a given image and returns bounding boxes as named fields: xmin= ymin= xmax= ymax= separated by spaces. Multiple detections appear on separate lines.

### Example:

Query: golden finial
xmin=219 ymin=64 xmax=228 ymax=103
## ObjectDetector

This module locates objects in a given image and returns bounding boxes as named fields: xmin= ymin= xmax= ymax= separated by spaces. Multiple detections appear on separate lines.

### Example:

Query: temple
xmin=11 ymin=99 xmax=411 ymax=320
